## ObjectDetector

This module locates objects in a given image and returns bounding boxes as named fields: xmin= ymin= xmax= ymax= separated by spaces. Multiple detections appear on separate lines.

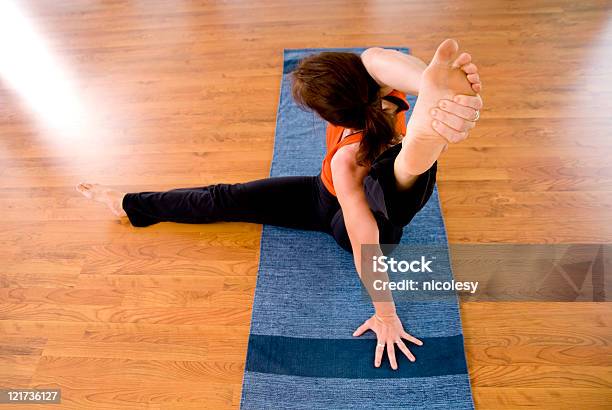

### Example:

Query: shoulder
xmin=330 ymin=143 xmax=359 ymax=172
xmin=330 ymin=144 xmax=368 ymax=191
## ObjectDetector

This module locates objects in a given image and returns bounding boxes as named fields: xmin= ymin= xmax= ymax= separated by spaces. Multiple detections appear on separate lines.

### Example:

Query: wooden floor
xmin=1 ymin=0 xmax=611 ymax=408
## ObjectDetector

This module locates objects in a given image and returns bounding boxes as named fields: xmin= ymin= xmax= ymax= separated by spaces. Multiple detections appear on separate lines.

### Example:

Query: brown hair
xmin=291 ymin=52 xmax=397 ymax=165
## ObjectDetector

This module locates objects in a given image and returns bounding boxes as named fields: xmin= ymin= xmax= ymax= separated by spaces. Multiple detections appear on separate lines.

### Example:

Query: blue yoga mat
xmin=240 ymin=48 xmax=474 ymax=409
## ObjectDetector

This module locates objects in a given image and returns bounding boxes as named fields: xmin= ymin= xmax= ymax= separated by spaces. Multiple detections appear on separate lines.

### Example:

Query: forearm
xmin=361 ymin=47 xmax=427 ymax=96
xmin=350 ymin=229 xmax=397 ymax=318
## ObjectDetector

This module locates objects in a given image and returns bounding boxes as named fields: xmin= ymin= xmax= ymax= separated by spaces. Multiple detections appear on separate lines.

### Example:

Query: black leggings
xmin=122 ymin=144 xmax=437 ymax=252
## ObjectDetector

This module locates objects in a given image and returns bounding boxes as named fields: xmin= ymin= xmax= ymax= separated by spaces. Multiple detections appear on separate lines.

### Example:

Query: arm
xmin=363 ymin=46 xmax=484 ymax=151
xmin=331 ymin=146 xmax=422 ymax=370
xmin=331 ymin=146 xmax=394 ymax=315
xmin=361 ymin=47 xmax=427 ymax=96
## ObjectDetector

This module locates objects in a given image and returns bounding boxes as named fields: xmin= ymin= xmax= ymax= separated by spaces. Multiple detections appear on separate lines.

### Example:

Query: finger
xmin=353 ymin=322 xmax=370 ymax=337
xmin=396 ymin=339 xmax=416 ymax=362
xmin=472 ymin=83 xmax=482 ymax=93
xmin=402 ymin=331 xmax=424 ymax=346
xmin=466 ymin=73 xmax=480 ymax=84
xmin=387 ymin=340 xmax=398 ymax=370
xmin=453 ymin=94 xmax=483 ymax=110
xmin=375 ymin=338 xmax=385 ymax=368
xmin=438 ymin=99 xmax=478 ymax=121
xmin=461 ymin=62 xmax=478 ymax=75
xmin=432 ymin=119 xmax=469 ymax=144
xmin=431 ymin=108 xmax=475 ymax=132
xmin=452 ymin=52 xmax=471 ymax=68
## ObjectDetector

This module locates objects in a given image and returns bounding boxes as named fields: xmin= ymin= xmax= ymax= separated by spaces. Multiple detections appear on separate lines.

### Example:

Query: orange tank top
xmin=320 ymin=89 xmax=410 ymax=196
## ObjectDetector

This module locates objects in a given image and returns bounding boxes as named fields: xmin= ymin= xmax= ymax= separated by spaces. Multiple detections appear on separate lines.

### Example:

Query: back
xmin=320 ymin=89 xmax=410 ymax=196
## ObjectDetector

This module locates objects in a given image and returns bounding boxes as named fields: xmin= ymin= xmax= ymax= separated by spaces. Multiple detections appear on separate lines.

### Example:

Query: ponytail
xmin=357 ymin=95 xmax=396 ymax=166
xmin=290 ymin=51 xmax=398 ymax=165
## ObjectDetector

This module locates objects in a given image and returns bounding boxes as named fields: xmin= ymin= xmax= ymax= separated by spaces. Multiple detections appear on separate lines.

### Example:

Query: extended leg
xmin=77 ymin=176 xmax=326 ymax=230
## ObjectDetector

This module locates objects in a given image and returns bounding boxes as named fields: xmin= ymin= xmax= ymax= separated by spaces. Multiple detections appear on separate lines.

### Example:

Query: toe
xmin=467 ymin=73 xmax=480 ymax=84
xmin=461 ymin=63 xmax=478 ymax=75
xmin=452 ymin=52 xmax=471 ymax=68
xmin=431 ymin=39 xmax=459 ymax=65
xmin=76 ymin=182 xmax=99 ymax=195
xmin=76 ymin=183 xmax=93 ymax=198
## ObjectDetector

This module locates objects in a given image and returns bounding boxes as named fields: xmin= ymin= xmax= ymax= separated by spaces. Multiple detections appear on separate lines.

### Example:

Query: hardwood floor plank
xmin=472 ymin=387 xmax=612 ymax=410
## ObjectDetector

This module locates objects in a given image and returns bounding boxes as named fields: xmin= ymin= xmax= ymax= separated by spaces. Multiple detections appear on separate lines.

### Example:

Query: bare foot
xmin=400 ymin=39 xmax=477 ymax=174
xmin=76 ymin=183 xmax=127 ymax=218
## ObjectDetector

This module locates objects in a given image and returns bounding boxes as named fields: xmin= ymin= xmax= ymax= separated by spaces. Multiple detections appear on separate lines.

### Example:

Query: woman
xmin=77 ymin=39 xmax=483 ymax=370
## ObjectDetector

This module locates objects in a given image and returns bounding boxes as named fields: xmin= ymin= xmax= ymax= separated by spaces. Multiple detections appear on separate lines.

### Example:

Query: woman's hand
xmin=353 ymin=313 xmax=423 ymax=370
xmin=432 ymin=51 xmax=483 ymax=144
xmin=432 ymin=94 xmax=483 ymax=145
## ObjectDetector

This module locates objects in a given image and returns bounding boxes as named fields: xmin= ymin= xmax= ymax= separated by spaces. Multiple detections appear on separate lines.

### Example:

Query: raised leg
xmin=394 ymin=39 xmax=477 ymax=189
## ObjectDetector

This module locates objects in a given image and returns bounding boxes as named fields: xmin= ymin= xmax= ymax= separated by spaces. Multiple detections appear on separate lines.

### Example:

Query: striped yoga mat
xmin=240 ymin=48 xmax=474 ymax=409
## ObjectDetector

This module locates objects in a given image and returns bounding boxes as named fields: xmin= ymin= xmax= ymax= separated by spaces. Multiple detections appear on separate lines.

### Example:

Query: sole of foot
xmin=76 ymin=182 xmax=127 ymax=218
xmin=400 ymin=39 xmax=477 ymax=174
